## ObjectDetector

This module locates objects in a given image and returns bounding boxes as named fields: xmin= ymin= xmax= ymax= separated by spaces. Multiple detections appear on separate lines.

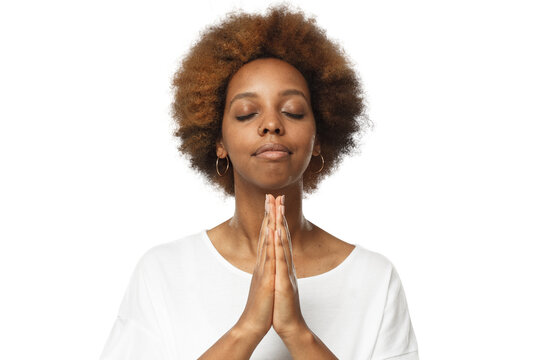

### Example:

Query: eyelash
xmin=235 ymin=112 xmax=304 ymax=121
xmin=236 ymin=113 xmax=257 ymax=121
xmin=284 ymin=112 xmax=304 ymax=119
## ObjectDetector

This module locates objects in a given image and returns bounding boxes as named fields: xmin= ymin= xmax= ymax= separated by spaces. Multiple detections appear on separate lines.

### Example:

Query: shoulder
xmin=317 ymin=225 xmax=401 ymax=282
xmin=347 ymin=244 xmax=412 ymax=304
xmin=135 ymin=231 xmax=205 ymax=273
xmin=315 ymin=225 xmax=395 ymax=276
xmin=354 ymin=245 xmax=395 ymax=273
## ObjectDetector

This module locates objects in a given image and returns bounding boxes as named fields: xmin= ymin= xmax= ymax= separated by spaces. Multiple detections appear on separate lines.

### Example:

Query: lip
xmin=253 ymin=143 xmax=292 ymax=156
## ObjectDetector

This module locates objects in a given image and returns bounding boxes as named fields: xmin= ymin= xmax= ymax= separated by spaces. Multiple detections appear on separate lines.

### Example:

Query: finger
xmin=256 ymin=226 xmax=270 ymax=270
xmin=274 ymin=196 xmax=293 ymax=275
xmin=275 ymin=196 xmax=282 ymax=228
xmin=256 ymin=195 xmax=270 ymax=268
xmin=276 ymin=216 xmax=292 ymax=278
xmin=265 ymin=219 xmax=276 ymax=276
xmin=274 ymin=228 xmax=291 ymax=286
xmin=267 ymin=194 xmax=276 ymax=232
xmin=280 ymin=207 xmax=297 ymax=280
xmin=274 ymin=197 xmax=288 ymax=268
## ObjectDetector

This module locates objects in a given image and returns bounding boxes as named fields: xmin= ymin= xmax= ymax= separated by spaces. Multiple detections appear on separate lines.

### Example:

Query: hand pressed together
xmin=238 ymin=194 xmax=308 ymax=341
xmin=272 ymin=195 xmax=307 ymax=339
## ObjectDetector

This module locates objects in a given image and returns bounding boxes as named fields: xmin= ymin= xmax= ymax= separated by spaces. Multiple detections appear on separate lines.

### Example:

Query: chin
xmin=254 ymin=176 xmax=302 ymax=192
xmin=235 ymin=168 xmax=303 ymax=192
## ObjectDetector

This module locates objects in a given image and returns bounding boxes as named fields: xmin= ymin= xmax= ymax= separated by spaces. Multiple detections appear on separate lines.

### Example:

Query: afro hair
xmin=171 ymin=5 xmax=369 ymax=196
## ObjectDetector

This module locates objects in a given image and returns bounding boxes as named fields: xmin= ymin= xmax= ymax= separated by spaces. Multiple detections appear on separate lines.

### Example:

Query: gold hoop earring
xmin=313 ymin=153 xmax=324 ymax=174
xmin=216 ymin=155 xmax=229 ymax=176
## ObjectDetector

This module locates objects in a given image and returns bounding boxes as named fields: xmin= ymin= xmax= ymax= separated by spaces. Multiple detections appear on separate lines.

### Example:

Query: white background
xmin=1 ymin=0 xmax=539 ymax=359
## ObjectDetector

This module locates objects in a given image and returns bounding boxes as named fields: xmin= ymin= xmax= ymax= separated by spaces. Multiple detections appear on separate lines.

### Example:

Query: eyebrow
xmin=228 ymin=89 xmax=308 ymax=108
xmin=229 ymin=92 xmax=257 ymax=108
xmin=279 ymin=89 xmax=307 ymax=100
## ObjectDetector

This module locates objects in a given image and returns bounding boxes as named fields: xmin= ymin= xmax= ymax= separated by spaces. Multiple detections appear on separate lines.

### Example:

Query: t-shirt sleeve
xmin=371 ymin=265 xmax=419 ymax=360
xmin=100 ymin=257 xmax=168 ymax=360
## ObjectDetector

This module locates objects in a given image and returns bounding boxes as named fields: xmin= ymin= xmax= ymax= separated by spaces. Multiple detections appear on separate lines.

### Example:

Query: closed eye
xmin=283 ymin=112 xmax=304 ymax=119
xmin=236 ymin=113 xmax=257 ymax=121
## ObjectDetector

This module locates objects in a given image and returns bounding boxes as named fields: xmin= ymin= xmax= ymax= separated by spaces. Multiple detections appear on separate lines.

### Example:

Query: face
xmin=217 ymin=58 xmax=320 ymax=192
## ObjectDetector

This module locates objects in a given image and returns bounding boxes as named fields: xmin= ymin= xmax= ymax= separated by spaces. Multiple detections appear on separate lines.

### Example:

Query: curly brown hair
xmin=171 ymin=5 xmax=369 ymax=196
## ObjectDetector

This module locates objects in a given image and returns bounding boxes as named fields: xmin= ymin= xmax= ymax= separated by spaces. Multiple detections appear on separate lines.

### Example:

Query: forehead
xmin=225 ymin=58 xmax=311 ymax=101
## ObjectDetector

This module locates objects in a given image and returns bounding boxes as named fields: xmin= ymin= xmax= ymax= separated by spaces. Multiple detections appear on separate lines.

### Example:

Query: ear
xmin=216 ymin=138 xmax=228 ymax=158
xmin=312 ymin=136 xmax=321 ymax=156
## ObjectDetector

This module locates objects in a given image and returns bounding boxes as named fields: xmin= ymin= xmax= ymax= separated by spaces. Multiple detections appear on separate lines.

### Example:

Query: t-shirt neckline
xmin=201 ymin=230 xmax=358 ymax=282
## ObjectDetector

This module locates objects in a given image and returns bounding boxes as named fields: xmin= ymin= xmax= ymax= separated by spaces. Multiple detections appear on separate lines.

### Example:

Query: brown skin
xmin=206 ymin=59 xmax=354 ymax=355
xmin=203 ymin=195 xmax=344 ymax=359
xmin=172 ymin=7 xmax=367 ymax=197
xmin=232 ymin=194 xmax=306 ymax=340
xmin=215 ymin=58 xmax=320 ymax=257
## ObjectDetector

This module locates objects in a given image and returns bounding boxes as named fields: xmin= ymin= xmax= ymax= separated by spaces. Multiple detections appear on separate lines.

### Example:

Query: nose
xmin=257 ymin=112 xmax=284 ymax=136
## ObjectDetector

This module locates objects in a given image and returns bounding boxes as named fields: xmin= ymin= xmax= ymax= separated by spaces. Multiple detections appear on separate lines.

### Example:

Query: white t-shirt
xmin=100 ymin=231 xmax=419 ymax=359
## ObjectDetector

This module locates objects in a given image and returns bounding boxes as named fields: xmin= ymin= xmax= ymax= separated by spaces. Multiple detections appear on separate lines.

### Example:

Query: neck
xmin=226 ymin=177 xmax=311 ymax=257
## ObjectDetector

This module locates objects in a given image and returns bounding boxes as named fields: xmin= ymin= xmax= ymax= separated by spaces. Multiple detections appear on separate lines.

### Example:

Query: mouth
xmin=252 ymin=143 xmax=292 ymax=160
xmin=252 ymin=143 xmax=292 ymax=156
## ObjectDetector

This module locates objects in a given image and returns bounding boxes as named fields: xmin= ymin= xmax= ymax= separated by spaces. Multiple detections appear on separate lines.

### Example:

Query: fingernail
xmin=281 ymin=204 xmax=285 ymax=216
xmin=282 ymin=195 xmax=285 ymax=205
xmin=265 ymin=194 xmax=269 ymax=213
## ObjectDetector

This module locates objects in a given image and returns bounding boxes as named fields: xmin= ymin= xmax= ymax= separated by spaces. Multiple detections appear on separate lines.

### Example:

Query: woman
xmin=101 ymin=6 xmax=418 ymax=360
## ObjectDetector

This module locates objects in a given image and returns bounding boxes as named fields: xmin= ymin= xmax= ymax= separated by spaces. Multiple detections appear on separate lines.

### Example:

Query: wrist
xmin=280 ymin=323 xmax=313 ymax=348
xmin=233 ymin=320 xmax=267 ymax=343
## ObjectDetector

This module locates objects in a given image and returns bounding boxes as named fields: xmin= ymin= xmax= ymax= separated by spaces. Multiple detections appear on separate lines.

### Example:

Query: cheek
xmin=295 ymin=125 xmax=317 ymax=152
xmin=220 ymin=122 xmax=236 ymax=151
xmin=220 ymin=124 xmax=250 ymax=162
